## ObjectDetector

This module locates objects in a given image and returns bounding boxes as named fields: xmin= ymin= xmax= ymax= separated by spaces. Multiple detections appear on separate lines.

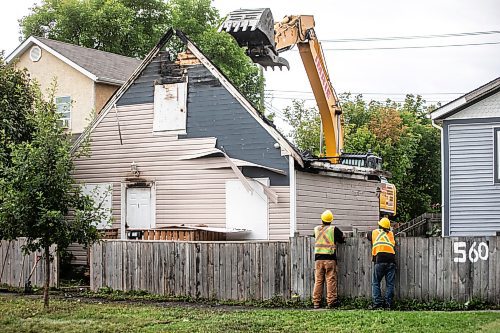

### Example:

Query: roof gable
xmin=431 ymin=76 xmax=500 ymax=120
xmin=6 ymin=36 xmax=141 ymax=85
xmin=71 ymin=29 xmax=303 ymax=166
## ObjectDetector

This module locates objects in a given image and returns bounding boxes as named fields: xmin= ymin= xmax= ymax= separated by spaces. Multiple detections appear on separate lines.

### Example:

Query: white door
xmin=126 ymin=187 xmax=152 ymax=229
xmin=226 ymin=179 xmax=269 ymax=240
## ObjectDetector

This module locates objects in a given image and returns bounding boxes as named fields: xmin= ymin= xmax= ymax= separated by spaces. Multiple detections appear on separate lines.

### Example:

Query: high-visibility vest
xmin=371 ymin=229 xmax=396 ymax=256
xmin=314 ymin=225 xmax=336 ymax=255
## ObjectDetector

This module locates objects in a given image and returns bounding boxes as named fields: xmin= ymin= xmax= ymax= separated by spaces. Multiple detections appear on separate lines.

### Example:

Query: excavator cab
xmin=218 ymin=8 xmax=289 ymax=69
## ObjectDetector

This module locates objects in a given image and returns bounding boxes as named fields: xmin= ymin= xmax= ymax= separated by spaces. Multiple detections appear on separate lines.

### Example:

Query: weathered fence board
xmin=90 ymin=237 xmax=500 ymax=304
xmin=0 ymin=239 xmax=58 ymax=288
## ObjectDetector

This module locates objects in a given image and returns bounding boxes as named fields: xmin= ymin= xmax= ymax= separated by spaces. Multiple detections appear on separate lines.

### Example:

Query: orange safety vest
xmin=371 ymin=229 xmax=395 ymax=256
xmin=314 ymin=225 xmax=336 ymax=255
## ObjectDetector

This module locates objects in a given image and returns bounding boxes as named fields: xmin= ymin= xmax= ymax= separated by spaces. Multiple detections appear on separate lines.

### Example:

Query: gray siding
xmin=117 ymin=56 xmax=289 ymax=186
xmin=295 ymin=171 xmax=379 ymax=235
xmin=446 ymin=120 xmax=500 ymax=236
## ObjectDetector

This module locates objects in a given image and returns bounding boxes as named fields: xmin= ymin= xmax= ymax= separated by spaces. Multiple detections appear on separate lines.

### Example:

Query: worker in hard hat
xmin=312 ymin=209 xmax=345 ymax=309
xmin=367 ymin=217 xmax=396 ymax=309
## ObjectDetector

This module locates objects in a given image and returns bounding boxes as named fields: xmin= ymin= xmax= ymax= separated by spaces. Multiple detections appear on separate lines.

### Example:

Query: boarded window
xmin=153 ymin=82 xmax=187 ymax=133
xmin=55 ymin=96 xmax=71 ymax=128
xmin=226 ymin=178 xmax=269 ymax=240
xmin=82 ymin=183 xmax=112 ymax=229
xmin=495 ymin=128 xmax=500 ymax=183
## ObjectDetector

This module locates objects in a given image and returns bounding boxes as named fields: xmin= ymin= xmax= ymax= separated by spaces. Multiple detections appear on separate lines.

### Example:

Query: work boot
xmin=326 ymin=300 xmax=340 ymax=309
xmin=368 ymin=304 xmax=383 ymax=310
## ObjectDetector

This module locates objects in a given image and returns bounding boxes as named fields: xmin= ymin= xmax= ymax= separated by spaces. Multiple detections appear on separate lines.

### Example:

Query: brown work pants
xmin=313 ymin=260 xmax=337 ymax=306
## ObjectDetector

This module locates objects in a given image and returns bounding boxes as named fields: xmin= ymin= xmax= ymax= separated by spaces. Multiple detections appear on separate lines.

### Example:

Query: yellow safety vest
xmin=371 ymin=229 xmax=395 ymax=256
xmin=314 ymin=225 xmax=336 ymax=255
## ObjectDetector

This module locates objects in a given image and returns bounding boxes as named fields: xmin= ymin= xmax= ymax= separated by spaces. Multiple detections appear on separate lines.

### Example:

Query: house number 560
xmin=453 ymin=241 xmax=488 ymax=263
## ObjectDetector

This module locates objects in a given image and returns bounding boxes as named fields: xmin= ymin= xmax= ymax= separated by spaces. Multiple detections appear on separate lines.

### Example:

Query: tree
xmin=0 ymin=82 xmax=109 ymax=307
xmin=20 ymin=0 xmax=264 ymax=110
xmin=281 ymin=94 xmax=441 ymax=222
xmin=282 ymin=100 xmax=323 ymax=156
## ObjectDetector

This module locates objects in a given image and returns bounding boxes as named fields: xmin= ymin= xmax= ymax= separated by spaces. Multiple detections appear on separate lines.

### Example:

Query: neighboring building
xmin=7 ymin=36 xmax=141 ymax=134
xmin=431 ymin=77 xmax=500 ymax=236
xmin=71 ymin=29 xmax=385 ymax=245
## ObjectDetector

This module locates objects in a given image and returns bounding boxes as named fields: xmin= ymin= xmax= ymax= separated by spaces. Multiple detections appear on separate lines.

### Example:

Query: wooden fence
xmin=90 ymin=236 xmax=500 ymax=304
xmin=0 ymin=239 xmax=58 ymax=288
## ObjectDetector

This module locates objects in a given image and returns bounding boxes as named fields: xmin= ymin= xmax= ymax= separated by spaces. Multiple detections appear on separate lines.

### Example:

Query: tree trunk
xmin=43 ymin=246 xmax=50 ymax=308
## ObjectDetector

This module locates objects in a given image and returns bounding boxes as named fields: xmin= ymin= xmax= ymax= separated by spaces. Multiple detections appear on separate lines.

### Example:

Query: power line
xmin=321 ymin=30 xmax=500 ymax=43
xmin=320 ymin=40 xmax=500 ymax=51
xmin=266 ymin=89 xmax=464 ymax=95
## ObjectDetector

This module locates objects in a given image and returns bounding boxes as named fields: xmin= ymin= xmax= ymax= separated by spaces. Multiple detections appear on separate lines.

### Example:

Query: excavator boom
xmin=220 ymin=8 xmax=396 ymax=216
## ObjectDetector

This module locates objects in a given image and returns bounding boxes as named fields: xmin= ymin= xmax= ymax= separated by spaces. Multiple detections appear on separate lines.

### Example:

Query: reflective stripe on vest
xmin=371 ymin=229 xmax=395 ymax=256
xmin=314 ymin=225 xmax=336 ymax=255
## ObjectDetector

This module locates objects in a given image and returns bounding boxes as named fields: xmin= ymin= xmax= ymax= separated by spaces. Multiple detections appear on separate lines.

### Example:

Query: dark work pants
xmin=372 ymin=262 xmax=396 ymax=307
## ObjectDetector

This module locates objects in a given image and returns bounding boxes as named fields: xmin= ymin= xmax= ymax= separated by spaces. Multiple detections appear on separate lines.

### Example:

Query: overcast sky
xmin=1 ymin=1 xmax=500 ymax=124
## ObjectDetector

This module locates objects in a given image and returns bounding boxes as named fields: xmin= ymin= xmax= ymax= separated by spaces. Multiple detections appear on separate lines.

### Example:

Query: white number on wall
xmin=453 ymin=241 xmax=489 ymax=263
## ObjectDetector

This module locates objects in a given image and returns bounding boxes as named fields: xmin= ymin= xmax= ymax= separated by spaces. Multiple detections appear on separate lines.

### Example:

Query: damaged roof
xmin=7 ymin=36 xmax=142 ymax=85
xmin=71 ymin=29 xmax=304 ymax=166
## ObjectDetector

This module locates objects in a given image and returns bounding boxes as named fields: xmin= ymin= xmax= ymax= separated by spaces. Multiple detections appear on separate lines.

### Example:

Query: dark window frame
xmin=495 ymin=127 xmax=500 ymax=183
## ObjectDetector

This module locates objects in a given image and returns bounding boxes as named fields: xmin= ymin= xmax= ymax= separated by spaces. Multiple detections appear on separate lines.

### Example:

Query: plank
xmin=496 ymin=237 xmax=500 ymax=305
xmin=435 ymin=237 xmax=444 ymax=300
xmin=479 ymin=237 xmax=489 ymax=301
xmin=268 ymin=242 xmax=276 ymax=299
xmin=237 ymin=244 xmax=244 ymax=301
xmin=415 ymin=238 xmax=424 ymax=301
xmin=223 ymin=244 xmax=231 ymax=300
xmin=243 ymin=243 xmax=251 ymax=301
xmin=262 ymin=242 xmax=270 ymax=300
xmin=442 ymin=237 xmax=452 ymax=301
xmin=255 ymin=241 xmax=262 ymax=300
xmin=213 ymin=243 xmax=220 ymax=300
xmin=295 ymin=236 xmax=304 ymax=299
xmin=428 ymin=237 xmax=437 ymax=301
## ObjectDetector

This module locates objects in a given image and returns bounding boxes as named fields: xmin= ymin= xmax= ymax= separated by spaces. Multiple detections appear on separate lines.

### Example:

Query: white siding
xmin=448 ymin=91 xmax=500 ymax=120
xmin=73 ymin=103 xmax=290 ymax=240
xmin=295 ymin=171 xmax=379 ymax=235
xmin=448 ymin=122 xmax=500 ymax=236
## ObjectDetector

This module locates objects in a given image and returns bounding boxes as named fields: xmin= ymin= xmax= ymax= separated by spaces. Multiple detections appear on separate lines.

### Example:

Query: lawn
xmin=0 ymin=295 xmax=499 ymax=333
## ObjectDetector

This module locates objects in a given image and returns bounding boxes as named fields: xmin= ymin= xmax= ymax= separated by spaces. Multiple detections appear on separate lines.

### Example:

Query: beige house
xmin=7 ymin=36 xmax=141 ymax=134
xmin=72 ymin=29 xmax=386 ymax=246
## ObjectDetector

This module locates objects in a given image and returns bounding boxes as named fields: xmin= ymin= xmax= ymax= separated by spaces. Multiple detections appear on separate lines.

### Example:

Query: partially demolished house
xmin=72 ymin=29 xmax=386 ymax=242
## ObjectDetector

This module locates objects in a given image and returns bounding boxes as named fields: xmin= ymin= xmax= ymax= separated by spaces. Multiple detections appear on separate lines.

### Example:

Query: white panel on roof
xmin=153 ymin=82 xmax=187 ymax=134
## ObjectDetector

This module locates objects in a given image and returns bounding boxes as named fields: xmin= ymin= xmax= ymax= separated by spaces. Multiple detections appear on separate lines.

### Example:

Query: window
xmin=153 ymin=82 xmax=187 ymax=134
xmin=495 ymin=128 xmax=500 ymax=183
xmin=81 ymin=183 xmax=112 ymax=229
xmin=55 ymin=96 xmax=71 ymax=128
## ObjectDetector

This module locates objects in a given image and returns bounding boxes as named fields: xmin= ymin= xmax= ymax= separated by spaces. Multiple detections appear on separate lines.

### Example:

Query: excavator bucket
xmin=219 ymin=8 xmax=289 ymax=70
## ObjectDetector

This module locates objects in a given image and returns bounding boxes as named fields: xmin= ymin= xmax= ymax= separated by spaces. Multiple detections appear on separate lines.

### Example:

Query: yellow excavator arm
xmin=274 ymin=15 xmax=343 ymax=159
xmin=220 ymin=8 xmax=396 ymax=216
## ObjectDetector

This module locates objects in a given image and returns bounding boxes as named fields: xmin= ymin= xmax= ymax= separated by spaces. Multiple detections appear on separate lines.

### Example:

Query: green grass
xmin=0 ymin=295 xmax=499 ymax=333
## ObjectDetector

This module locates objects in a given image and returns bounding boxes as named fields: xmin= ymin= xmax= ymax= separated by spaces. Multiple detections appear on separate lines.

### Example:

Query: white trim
xmin=184 ymin=40 xmax=304 ymax=167
xmin=120 ymin=182 xmax=126 ymax=239
xmin=289 ymin=156 xmax=297 ymax=237
xmin=430 ymin=97 xmax=466 ymax=120
xmin=7 ymin=36 xmax=99 ymax=82
xmin=121 ymin=181 xmax=156 ymax=238
xmin=431 ymin=120 xmax=445 ymax=237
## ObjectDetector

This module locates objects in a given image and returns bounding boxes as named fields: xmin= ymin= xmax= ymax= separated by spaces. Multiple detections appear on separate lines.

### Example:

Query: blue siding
xmin=115 ymin=53 xmax=289 ymax=185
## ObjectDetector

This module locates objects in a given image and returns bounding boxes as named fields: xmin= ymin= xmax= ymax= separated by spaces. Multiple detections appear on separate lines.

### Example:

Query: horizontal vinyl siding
xmin=74 ymin=103 xmax=290 ymax=240
xmin=448 ymin=122 xmax=500 ymax=236
xmin=269 ymin=187 xmax=290 ymax=240
xmin=295 ymin=171 xmax=379 ymax=235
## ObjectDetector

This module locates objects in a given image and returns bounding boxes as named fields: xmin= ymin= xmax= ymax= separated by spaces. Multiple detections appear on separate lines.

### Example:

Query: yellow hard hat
xmin=378 ymin=217 xmax=391 ymax=229
xmin=321 ymin=210 xmax=334 ymax=223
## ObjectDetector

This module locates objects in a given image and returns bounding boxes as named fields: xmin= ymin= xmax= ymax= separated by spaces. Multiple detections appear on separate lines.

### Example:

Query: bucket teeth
xmin=219 ymin=8 xmax=289 ymax=70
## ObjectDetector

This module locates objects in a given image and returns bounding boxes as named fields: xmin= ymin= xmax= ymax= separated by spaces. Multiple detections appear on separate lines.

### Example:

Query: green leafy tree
xmin=282 ymin=100 xmax=324 ymax=155
xmin=0 ymin=83 xmax=110 ymax=307
xmin=282 ymin=94 xmax=441 ymax=221
xmin=20 ymin=0 xmax=264 ymax=110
